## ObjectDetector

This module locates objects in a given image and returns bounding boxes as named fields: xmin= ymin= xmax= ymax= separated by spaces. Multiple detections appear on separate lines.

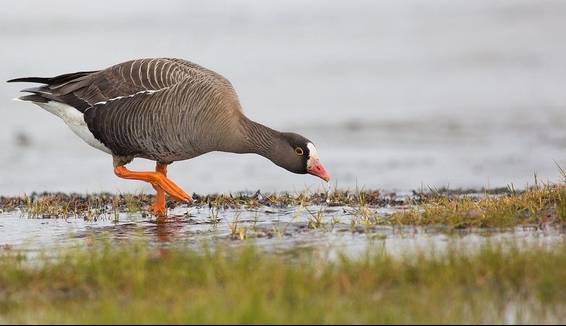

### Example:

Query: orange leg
xmin=151 ymin=163 xmax=168 ymax=217
xmin=114 ymin=164 xmax=192 ymax=217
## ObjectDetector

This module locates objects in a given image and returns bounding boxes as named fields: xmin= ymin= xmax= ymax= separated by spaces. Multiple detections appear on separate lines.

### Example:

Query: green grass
xmin=0 ymin=239 xmax=565 ymax=324
xmin=389 ymin=183 xmax=566 ymax=228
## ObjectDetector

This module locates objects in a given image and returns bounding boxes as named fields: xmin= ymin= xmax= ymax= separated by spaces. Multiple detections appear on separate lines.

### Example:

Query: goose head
xmin=272 ymin=132 xmax=330 ymax=182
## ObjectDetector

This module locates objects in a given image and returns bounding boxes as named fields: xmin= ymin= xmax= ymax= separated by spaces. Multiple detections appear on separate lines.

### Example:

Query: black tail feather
xmin=7 ymin=77 xmax=51 ymax=84
xmin=21 ymin=86 xmax=47 ymax=93
xmin=16 ymin=94 xmax=49 ymax=103
xmin=7 ymin=71 xmax=98 ymax=85
xmin=9 ymin=70 xmax=98 ymax=109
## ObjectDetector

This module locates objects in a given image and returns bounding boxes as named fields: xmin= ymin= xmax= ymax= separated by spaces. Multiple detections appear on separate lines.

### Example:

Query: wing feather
xmin=8 ymin=57 xmax=243 ymax=161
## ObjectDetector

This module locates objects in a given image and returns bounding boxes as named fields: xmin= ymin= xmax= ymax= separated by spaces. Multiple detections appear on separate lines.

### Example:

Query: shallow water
xmin=1 ymin=0 xmax=566 ymax=195
xmin=1 ymin=204 xmax=563 ymax=257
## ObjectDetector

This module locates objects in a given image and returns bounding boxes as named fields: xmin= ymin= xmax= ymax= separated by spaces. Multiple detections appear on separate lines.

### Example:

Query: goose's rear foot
xmin=151 ymin=163 xmax=168 ymax=219
xmin=151 ymin=187 xmax=167 ymax=218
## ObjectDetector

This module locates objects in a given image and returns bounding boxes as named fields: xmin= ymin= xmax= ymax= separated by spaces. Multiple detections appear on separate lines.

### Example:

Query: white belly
xmin=36 ymin=101 xmax=113 ymax=154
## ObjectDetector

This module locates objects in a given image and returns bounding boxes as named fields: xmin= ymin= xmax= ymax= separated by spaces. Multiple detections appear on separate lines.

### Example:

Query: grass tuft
xmin=390 ymin=183 xmax=566 ymax=228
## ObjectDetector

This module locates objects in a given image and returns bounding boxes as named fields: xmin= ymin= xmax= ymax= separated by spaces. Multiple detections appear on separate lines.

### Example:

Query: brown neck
xmin=216 ymin=114 xmax=305 ymax=174
xmin=241 ymin=116 xmax=282 ymax=154
xmin=223 ymin=115 xmax=287 ymax=163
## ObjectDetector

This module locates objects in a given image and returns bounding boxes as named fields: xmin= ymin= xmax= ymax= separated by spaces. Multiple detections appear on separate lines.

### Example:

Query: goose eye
xmin=294 ymin=147 xmax=304 ymax=156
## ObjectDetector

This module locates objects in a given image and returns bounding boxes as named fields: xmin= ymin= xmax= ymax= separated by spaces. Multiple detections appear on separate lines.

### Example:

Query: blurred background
xmin=1 ymin=0 xmax=565 ymax=195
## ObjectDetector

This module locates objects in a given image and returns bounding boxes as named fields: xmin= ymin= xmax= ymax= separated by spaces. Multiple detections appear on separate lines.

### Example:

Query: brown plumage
xmin=8 ymin=58 xmax=330 ymax=218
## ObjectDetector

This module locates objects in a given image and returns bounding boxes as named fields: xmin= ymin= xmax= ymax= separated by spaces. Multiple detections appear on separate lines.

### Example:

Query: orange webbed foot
xmin=114 ymin=165 xmax=192 ymax=203
xmin=114 ymin=163 xmax=192 ymax=219
xmin=153 ymin=175 xmax=192 ymax=202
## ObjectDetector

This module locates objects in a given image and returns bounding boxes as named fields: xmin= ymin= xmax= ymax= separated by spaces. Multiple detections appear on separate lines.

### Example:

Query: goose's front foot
xmin=114 ymin=162 xmax=192 ymax=219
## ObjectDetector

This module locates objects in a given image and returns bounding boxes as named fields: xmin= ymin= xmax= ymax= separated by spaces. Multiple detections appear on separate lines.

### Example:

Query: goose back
xmin=22 ymin=58 xmax=245 ymax=162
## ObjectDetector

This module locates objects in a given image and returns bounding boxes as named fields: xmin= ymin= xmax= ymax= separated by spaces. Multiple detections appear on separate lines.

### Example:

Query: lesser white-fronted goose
xmin=8 ymin=58 xmax=330 ymax=217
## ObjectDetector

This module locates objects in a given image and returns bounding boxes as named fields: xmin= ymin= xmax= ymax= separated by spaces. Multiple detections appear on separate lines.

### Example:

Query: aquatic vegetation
xmin=306 ymin=206 xmax=325 ymax=229
xmin=228 ymin=212 xmax=246 ymax=240
xmin=0 ymin=189 xmax=392 ymax=216
xmin=389 ymin=183 xmax=566 ymax=228
xmin=0 ymin=239 xmax=564 ymax=324
xmin=1 ymin=182 xmax=565 ymax=229
xmin=0 ymin=192 xmax=153 ymax=219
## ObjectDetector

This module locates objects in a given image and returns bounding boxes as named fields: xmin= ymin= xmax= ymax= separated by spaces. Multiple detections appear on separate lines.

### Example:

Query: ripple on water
xmin=0 ymin=206 xmax=564 ymax=258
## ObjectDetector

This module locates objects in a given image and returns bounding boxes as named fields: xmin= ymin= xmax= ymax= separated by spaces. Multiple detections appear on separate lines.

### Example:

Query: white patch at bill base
xmin=306 ymin=142 xmax=320 ymax=169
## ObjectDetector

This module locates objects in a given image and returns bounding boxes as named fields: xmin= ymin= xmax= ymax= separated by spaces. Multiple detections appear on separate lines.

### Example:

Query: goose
xmin=8 ymin=58 xmax=330 ymax=217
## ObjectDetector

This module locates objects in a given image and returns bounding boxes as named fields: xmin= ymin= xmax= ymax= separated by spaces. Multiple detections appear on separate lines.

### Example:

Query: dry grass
xmin=1 ymin=182 xmax=565 ymax=229
xmin=0 ymin=190 xmax=391 ymax=218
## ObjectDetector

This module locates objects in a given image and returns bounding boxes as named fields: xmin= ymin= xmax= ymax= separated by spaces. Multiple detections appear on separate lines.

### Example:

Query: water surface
xmin=1 ymin=204 xmax=563 ymax=257
xmin=0 ymin=0 xmax=565 ymax=194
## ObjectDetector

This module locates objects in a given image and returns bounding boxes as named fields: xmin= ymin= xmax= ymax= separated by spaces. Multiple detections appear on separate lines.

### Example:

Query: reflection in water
xmin=149 ymin=219 xmax=188 ymax=244
xmin=0 ymin=204 xmax=563 ymax=258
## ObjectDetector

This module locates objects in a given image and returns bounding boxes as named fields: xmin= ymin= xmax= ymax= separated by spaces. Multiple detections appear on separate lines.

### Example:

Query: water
xmin=1 ymin=204 xmax=563 ymax=257
xmin=1 ymin=1 xmax=565 ymax=253
xmin=1 ymin=0 xmax=565 ymax=195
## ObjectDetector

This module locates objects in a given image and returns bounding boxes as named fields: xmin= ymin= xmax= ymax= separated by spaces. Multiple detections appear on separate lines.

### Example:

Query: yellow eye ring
xmin=295 ymin=147 xmax=304 ymax=156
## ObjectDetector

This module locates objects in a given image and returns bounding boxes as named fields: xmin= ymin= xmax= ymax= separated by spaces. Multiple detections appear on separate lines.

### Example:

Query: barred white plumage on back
xmin=8 ymin=58 xmax=330 ymax=219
